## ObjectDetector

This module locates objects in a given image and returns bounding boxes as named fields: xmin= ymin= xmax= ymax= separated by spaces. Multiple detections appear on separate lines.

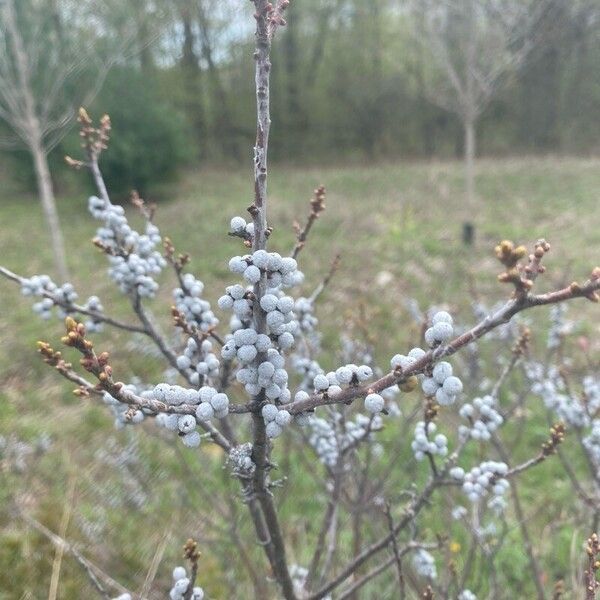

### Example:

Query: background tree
xmin=412 ymin=0 xmax=555 ymax=243
xmin=0 ymin=0 xmax=128 ymax=280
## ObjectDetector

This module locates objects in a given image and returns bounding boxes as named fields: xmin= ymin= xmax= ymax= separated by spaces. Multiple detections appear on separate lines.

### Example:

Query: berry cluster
xmin=424 ymin=310 xmax=454 ymax=347
xmin=229 ymin=215 xmax=255 ymax=239
xmin=459 ymin=461 xmax=509 ymax=505
xmin=228 ymin=249 xmax=304 ymax=289
xmin=529 ymin=364 xmax=589 ymax=428
xmin=412 ymin=548 xmax=437 ymax=579
xmin=458 ymin=395 xmax=503 ymax=441
xmin=260 ymin=291 xmax=298 ymax=350
xmin=169 ymin=566 xmax=204 ymax=600
xmin=458 ymin=590 xmax=477 ymax=600
xmin=391 ymin=346 xmax=426 ymax=371
xmin=262 ymin=403 xmax=292 ymax=438
xmin=292 ymin=356 xmax=324 ymax=391
xmin=237 ymin=349 xmax=291 ymax=401
xmin=308 ymin=412 xmax=381 ymax=467
xmin=173 ymin=273 xmax=218 ymax=332
xmin=82 ymin=295 xmax=105 ymax=332
xmin=176 ymin=337 xmax=220 ymax=386
xmin=88 ymin=195 xmax=166 ymax=297
xmin=294 ymin=296 xmax=319 ymax=334
xmin=421 ymin=361 xmax=463 ymax=406
xmin=221 ymin=327 xmax=272 ymax=364
xmin=218 ymin=284 xmax=253 ymax=324
xmin=309 ymin=364 xmax=375 ymax=400
xmin=153 ymin=384 xmax=229 ymax=447
xmin=411 ymin=421 xmax=448 ymax=461
xmin=103 ymin=384 xmax=146 ymax=429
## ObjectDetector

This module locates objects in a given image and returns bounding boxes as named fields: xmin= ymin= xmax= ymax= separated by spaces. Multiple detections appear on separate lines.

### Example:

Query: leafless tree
xmin=412 ymin=0 xmax=554 ymax=243
xmin=0 ymin=0 xmax=126 ymax=280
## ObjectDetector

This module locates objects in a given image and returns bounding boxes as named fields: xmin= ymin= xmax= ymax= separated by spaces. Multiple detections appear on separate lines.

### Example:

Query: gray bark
xmin=31 ymin=133 xmax=69 ymax=282
xmin=3 ymin=0 xmax=69 ymax=281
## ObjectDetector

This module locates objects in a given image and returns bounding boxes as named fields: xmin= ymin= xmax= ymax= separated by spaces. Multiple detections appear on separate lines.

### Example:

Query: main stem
xmin=248 ymin=3 xmax=296 ymax=599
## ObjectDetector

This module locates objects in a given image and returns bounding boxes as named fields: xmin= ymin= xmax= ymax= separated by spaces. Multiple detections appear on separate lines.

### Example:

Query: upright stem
xmin=3 ymin=0 xmax=69 ymax=281
xmin=31 ymin=135 xmax=70 ymax=282
xmin=247 ymin=2 xmax=296 ymax=598
xmin=464 ymin=117 xmax=476 ymax=215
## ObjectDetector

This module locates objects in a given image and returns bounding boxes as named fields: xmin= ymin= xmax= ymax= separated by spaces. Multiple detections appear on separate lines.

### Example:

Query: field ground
xmin=0 ymin=157 xmax=599 ymax=598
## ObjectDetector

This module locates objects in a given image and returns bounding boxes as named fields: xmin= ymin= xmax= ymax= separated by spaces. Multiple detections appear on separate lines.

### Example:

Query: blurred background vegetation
xmin=3 ymin=0 xmax=600 ymax=197
xmin=1 ymin=1 xmax=600 ymax=599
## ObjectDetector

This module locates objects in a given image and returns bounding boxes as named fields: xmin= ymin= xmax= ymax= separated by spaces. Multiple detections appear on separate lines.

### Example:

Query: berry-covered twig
xmin=0 ymin=266 xmax=144 ymax=333
xmin=288 ymin=258 xmax=600 ymax=416
xmin=245 ymin=1 xmax=296 ymax=597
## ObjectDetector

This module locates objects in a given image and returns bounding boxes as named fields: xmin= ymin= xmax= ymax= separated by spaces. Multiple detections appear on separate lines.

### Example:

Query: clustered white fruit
xmin=424 ymin=310 xmax=454 ymax=347
xmin=228 ymin=249 xmax=304 ymax=289
xmin=458 ymin=395 xmax=503 ymax=441
xmin=456 ymin=461 xmax=509 ymax=507
xmin=312 ymin=368 xmax=348 ymax=398
xmin=88 ymin=195 xmax=166 ymax=297
xmin=421 ymin=360 xmax=463 ymax=406
xmin=152 ymin=384 xmax=230 ymax=447
xmin=292 ymin=356 xmax=324 ymax=391
xmin=458 ymin=590 xmax=477 ymax=600
xmin=103 ymin=384 xmax=146 ymax=429
xmin=308 ymin=412 xmax=382 ymax=467
xmin=173 ymin=273 xmax=218 ymax=331
xmin=21 ymin=275 xmax=105 ymax=328
xmin=528 ymin=364 xmax=590 ymax=428
xmin=259 ymin=291 xmax=298 ymax=350
xmin=240 ymin=349 xmax=291 ymax=401
xmin=411 ymin=421 xmax=448 ymax=461
xmin=218 ymin=284 xmax=252 ymax=323
xmin=176 ymin=337 xmax=220 ymax=386
xmin=229 ymin=215 xmax=255 ymax=239
xmin=82 ymin=295 xmax=105 ymax=332
xmin=294 ymin=296 xmax=319 ymax=335
xmin=221 ymin=327 xmax=272 ymax=365
xmin=412 ymin=548 xmax=437 ymax=579
xmin=169 ymin=566 xmax=204 ymax=600
xmin=391 ymin=346 xmax=426 ymax=372
xmin=262 ymin=403 xmax=292 ymax=438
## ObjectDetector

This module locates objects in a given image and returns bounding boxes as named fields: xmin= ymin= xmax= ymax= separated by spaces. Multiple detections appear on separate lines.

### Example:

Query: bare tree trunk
xmin=31 ymin=134 xmax=69 ymax=282
xmin=3 ymin=0 xmax=69 ymax=280
xmin=462 ymin=117 xmax=476 ymax=245
xmin=465 ymin=118 xmax=476 ymax=211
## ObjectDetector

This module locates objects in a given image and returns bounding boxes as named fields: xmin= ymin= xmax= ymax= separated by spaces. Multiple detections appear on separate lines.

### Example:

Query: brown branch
xmin=292 ymin=185 xmax=326 ymax=259
xmin=337 ymin=542 xmax=438 ymax=600
xmin=288 ymin=272 xmax=600 ymax=415
xmin=308 ymin=442 xmax=466 ymax=600
xmin=0 ymin=266 xmax=145 ymax=333
xmin=247 ymin=2 xmax=295 ymax=597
